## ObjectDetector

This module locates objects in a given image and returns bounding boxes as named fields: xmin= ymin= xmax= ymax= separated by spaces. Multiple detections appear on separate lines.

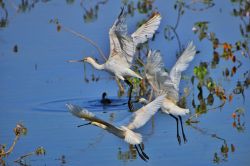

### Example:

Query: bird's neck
xmin=87 ymin=59 xmax=105 ymax=70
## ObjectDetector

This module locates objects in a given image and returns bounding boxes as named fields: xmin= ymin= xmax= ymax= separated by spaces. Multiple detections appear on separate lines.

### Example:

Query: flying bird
xmin=66 ymin=94 xmax=165 ymax=161
xmin=68 ymin=8 xmax=161 ymax=111
xmin=145 ymin=41 xmax=196 ymax=144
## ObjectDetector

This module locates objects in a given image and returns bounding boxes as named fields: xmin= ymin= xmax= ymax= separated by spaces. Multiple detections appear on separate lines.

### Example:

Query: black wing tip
xmin=150 ymin=11 xmax=161 ymax=19
xmin=119 ymin=6 xmax=127 ymax=18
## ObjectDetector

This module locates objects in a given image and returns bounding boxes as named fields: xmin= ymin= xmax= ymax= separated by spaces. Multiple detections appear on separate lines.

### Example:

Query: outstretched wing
xmin=108 ymin=9 xmax=161 ymax=68
xmin=145 ymin=50 xmax=171 ymax=95
xmin=66 ymin=104 xmax=118 ymax=130
xmin=169 ymin=41 xmax=196 ymax=90
xmin=66 ymin=104 xmax=95 ymax=121
xmin=145 ymin=50 xmax=165 ymax=76
xmin=145 ymin=50 xmax=179 ymax=101
xmin=131 ymin=13 xmax=161 ymax=45
xmin=119 ymin=95 xmax=165 ymax=130
xmin=108 ymin=8 xmax=135 ymax=67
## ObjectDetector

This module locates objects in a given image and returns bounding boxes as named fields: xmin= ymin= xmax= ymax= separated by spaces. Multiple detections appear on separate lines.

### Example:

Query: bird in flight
xmin=145 ymin=41 xmax=196 ymax=144
xmin=68 ymin=7 xmax=161 ymax=111
xmin=66 ymin=94 xmax=165 ymax=161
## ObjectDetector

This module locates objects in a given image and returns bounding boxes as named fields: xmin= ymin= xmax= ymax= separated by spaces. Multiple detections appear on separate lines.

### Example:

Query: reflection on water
xmin=117 ymin=143 xmax=147 ymax=162
xmin=117 ymin=145 xmax=137 ymax=162
xmin=189 ymin=124 xmax=236 ymax=164
xmin=213 ymin=141 xmax=236 ymax=164
xmin=232 ymin=108 xmax=245 ymax=133
xmin=81 ymin=0 xmax=108 ymax=23
xmin=55 ymin=155 xmax=66 ymax=165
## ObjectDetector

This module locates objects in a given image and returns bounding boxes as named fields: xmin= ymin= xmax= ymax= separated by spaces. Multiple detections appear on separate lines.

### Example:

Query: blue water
xmin=0 ymin=0 xmax=249 ymax=165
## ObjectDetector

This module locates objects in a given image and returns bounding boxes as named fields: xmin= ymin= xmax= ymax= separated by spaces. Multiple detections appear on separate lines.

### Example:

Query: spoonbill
xmin=66 ymin=94 xmax=165 ymax=161
xmin=68 ymin=8 xmax=161 ymax=111
xmin=145 ymin=41 xmax=196 ymax=144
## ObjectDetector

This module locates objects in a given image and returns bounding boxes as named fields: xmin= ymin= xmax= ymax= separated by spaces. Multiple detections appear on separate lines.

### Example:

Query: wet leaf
xmin=231 ymin=144 xmax=235 ymax=152
xmin=235 ymin=41 xmax=241 ymax=50
xmin=57 ymin=25 xmax=61 ymax=32
xmin=225 ymin=68 xmax=230 ymax=77
xmin=231 ymin=55 xmax=236 ymax=62
xmin=232 ymin=121 xmax=236 ymax=128
xmin=35 ymin=147 xmax=46 ymax=156
xmin=231 ymin=66 xmax=237 ymax=76
xmin=194 ymin=63 xmax=208 ymax=82
xmin=229 ymin=94 xmax=233 ymax=102
xmin=207 ymin=93 xmax=214 ymax=105
xmin=213 ymin=38 xmax=219 ymax=49
xmin=212 ymin=51 xmax=219 ymax=67
xmin=232 ymin=112 xmax=236 ymax=119
xmin=13 ymin=45 xmax=18 ymax=53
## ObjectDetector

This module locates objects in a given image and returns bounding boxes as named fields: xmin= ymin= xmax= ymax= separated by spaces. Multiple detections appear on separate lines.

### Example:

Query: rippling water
xmin=34 ymin=96 xmax=128 ymax=113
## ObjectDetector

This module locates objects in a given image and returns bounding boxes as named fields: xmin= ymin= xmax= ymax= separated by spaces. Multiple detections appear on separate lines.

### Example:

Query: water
xmin=0 ymin=0 xmax=249 ymax=165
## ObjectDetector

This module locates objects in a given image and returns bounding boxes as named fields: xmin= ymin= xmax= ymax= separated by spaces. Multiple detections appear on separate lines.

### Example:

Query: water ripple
xmin=34 ymin=96 xmax=128 ymax=113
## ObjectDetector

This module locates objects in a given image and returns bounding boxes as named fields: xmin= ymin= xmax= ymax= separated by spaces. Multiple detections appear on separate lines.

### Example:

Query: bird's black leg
xmin=124 ymin=79 xmax=134 ymax=111
xmin=169 ymin=114 xmax=181 ymax=145
xmin=77 ymin=122 xmax=91 ymax=128
xmin=138 ymin=144 xmax=149 ymax=160
xmin=178 ymin=115 xmax=187 ymax=143
xmin=134 ymin=145 xmax=147 ymax=162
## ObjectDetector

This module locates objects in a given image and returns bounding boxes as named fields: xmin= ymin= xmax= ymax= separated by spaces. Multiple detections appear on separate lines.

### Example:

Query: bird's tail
xmin=161 ymin=99 xmax=190 ymax=116
xmin=125 ymin=68 xmax=143 ymax=79
xmin=121 ymin=126 xmax=142 ymax=145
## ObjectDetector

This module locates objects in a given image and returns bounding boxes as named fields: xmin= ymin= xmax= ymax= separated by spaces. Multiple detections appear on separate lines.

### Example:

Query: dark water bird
xmin=66 ymin=95 xmax=165 ymax=161
xmin=68 ymin=7 xmax=161 ymax=111
xmin=145 ymin=41 xmax=196 ymax=144
xmin=100 ymin=92 xmax=112 ymax=105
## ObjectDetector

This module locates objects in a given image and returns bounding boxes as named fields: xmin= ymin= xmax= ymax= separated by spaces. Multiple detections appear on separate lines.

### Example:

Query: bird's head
xmin=102 ymin=92 xmax=107 ymax=99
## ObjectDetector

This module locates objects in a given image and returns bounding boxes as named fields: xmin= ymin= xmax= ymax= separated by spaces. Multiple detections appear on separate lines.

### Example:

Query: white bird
xmin=66 ymin=94 xmax=165 ymax=161
xmin=145 ymin=41 xmax=196 ymax=144
xmin=68 ymin=8 xmax=161 ymax=111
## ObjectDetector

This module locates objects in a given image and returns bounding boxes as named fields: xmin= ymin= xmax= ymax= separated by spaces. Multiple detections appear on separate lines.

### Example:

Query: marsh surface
xmin=0 ymin=0 xmax=249 ymax=165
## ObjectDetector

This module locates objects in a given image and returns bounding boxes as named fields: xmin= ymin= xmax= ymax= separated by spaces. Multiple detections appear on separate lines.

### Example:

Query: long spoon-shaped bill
xmin=67 ymin=59 xmax=84 ymax=63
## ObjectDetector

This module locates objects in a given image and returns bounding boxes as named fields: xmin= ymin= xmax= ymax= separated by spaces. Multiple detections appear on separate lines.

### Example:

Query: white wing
xmin=108 ymin=10 xmax=162 ymax=68
xmin=145 ymin=50 xmax=171 ymax=95
xmin=169 ymin=41 xmax=196 ymax=90
xmin=145 ymin=50 xmax=165 ymax=76
xmin=66 ymin=104 xmax=121 ymax=132
xmin=145 ymin=50 xmax=179 ymax=101
xmin=66 ymin=104 xmax=95 ymax=120
xmin=119 ymin=94 xmax=165 ymax=130
xmin=108 ymin=8 xmax=135 ymax=67
xmin=131 ymin=13 xmax=162 ymax=45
